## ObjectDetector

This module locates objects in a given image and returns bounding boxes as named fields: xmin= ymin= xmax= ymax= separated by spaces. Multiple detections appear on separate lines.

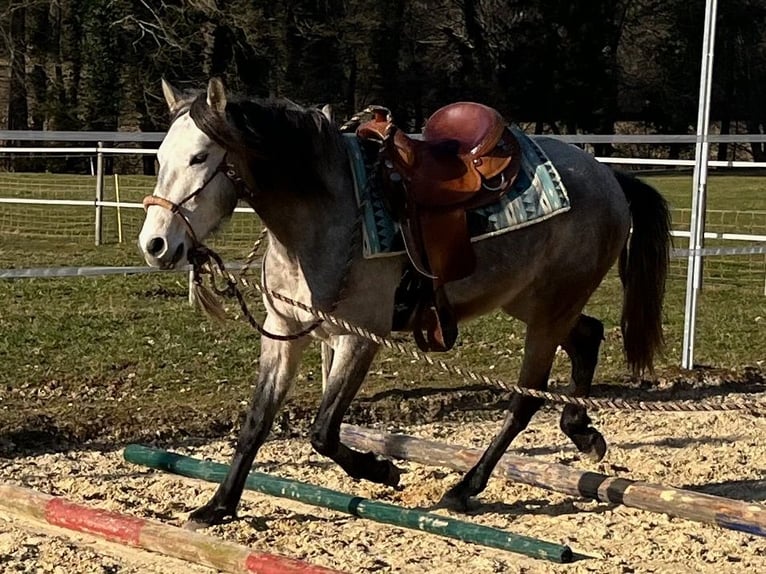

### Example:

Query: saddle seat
xmin=398 ymin=102 xmax=519 ymax=209
xmin=357 ymin=102 xmax=522 ymax=352
xmin=425 ymin=101 xmax=505 ymax=154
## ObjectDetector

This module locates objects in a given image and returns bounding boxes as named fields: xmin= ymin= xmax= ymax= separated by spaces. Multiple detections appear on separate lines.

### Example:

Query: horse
xmin=138 ymin=78 xmax=670 ymax=528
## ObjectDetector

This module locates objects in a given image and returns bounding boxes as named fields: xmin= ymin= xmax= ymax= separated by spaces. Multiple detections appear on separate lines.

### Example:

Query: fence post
xmin=188 ymin=268 xmax=195 ymax=306
xmin=94 ymin=141 xmax=105 ymax=246
xmin=114 ymin=174 xmax=123 ymax=243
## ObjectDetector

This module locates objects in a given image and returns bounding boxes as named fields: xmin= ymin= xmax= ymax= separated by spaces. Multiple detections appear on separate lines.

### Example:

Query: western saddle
xmin=357 ymin=102 xmax=521 ymax=351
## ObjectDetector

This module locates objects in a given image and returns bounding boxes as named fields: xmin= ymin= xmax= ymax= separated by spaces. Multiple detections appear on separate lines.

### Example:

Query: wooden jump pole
xmin=339 ymin=424 xmax=766 ymax=537
xmin=0 ymin=482 xmax=341 ymax=574
xmin=124 ymin=444 xmax=573 ymax=563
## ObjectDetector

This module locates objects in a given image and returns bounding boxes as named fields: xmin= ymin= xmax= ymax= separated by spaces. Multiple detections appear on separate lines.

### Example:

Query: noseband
xmin=142 ymin=155 xmax=249 ymax=246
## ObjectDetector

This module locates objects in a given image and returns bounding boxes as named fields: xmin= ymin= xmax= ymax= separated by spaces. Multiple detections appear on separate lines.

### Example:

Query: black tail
xmin=614 ymin=171 xmax=671 ymax=376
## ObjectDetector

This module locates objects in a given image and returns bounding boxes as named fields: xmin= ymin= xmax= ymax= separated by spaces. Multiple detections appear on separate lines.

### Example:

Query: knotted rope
xmin=191 ymin=242 xmax=764 ymax=414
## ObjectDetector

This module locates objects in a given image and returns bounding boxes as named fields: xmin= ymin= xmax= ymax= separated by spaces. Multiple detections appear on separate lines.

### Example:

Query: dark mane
xmin=187 ymin=93 xmax=345 ymax=190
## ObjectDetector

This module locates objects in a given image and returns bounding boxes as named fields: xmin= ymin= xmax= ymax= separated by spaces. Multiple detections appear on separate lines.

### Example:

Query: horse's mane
xmin=185 ymin=93 xmax=345 ymax=189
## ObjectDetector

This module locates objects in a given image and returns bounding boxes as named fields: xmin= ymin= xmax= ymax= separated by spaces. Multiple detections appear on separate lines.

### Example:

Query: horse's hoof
xmin=364 ymin=452 xmax=405 ymax=488
xmin=186 ymin=503 xmax=235 ymax=528
xmin=436 ymin=487 xmax=475 ymax=512
xmin=383 ymin=462 xmax=405 ymax=488
xmin=583 ymin=433 xmax=608 ymax=462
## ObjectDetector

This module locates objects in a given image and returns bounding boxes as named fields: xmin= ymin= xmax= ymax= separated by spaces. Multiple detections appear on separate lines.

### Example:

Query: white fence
xmin=2 ymin=130 xmax=766 ymax=244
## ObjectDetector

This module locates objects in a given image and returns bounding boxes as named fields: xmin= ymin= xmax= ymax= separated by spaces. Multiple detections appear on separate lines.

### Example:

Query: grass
xmin=646 ymin=174 xmax=766 ymax=213
xmin=0 ymin=173 xmax=764 ymax=448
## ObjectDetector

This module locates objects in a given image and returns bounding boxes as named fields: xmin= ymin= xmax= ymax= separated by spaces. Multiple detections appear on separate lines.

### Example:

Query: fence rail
xmin=4 ymin=130 xmax=766 ymax=143
xmin=5 ymin=145 xmax=766 ymax=168
xmin=0 ymin=146 xmax=158 ymax=155
xmin=2 ymin=194 xmax=766 ymax=243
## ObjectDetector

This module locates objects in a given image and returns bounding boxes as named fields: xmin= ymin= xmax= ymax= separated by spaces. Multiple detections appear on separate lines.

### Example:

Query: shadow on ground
xmin=1 ymin=366 xmax=763 ymax=460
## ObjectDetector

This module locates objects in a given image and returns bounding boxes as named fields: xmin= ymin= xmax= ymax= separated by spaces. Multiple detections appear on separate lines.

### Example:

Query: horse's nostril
xmin=146 ymin=236 xmax=166 ymax=257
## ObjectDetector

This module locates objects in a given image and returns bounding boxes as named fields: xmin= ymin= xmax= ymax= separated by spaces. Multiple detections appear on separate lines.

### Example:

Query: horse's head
xmin=139 ymin=78 xmax=240 ymax=269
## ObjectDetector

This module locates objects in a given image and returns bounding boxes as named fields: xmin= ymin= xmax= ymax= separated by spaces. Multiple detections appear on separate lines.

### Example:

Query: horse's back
xmin=531 ymin=136 xmax=631 ymax=241
xmin=534 ymin=137 xmax=626 ymax=207
xmin=447 ymin=137 xmax=631 ymax=323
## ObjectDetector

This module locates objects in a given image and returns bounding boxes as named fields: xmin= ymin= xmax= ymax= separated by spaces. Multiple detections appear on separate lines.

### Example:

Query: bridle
xmin=141 ymin=152 xmax=333 ymax=341
xmin=140 ymin=106 xmax=362 ymax=343
xmin=142 ymin=154 xmax=249 ymax=246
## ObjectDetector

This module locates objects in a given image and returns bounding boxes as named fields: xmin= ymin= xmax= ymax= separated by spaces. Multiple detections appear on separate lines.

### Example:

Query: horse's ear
xmin=207 ymin=77 xmax=227 ymax=114
xmin=312 ymin=105 xmax=333 ymax=132
xmin=161 ymin=78 xmax=183 ymax=113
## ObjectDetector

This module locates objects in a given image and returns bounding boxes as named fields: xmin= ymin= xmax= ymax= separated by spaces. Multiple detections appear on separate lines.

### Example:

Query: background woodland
xmin=2 ymin=0 xmax=766 ymax=169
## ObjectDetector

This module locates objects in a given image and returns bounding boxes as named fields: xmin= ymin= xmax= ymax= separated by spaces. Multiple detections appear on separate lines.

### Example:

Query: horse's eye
xmin=190 ymin=153 xmax=208 ymax=166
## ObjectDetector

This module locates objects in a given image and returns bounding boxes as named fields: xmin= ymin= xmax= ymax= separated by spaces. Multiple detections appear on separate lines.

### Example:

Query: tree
xmin=2 ymin=0 xmax=766 ymax=170
xmin=5 ymin=3 xmax=28 ymax=131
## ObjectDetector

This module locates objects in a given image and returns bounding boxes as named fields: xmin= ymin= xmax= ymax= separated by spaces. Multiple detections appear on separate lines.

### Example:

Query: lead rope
xmin=192 ymin=241 xmax=764 ymax=414
xmin=188 ymin=133 xmax=763 ymax=414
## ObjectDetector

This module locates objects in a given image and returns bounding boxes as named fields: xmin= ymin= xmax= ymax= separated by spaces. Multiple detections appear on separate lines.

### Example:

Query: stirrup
xmin=413 ymin=287 xmax=457 ymax=352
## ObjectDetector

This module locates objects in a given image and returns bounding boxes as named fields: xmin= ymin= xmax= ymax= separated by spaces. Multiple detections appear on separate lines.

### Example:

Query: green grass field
xmin=0 ymin=173 xmax=764 ymax=448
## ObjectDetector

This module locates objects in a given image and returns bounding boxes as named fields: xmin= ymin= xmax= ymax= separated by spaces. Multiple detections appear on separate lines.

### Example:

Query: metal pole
xmin=94 ymin=141 xmax=105 ymax=245
xmin=682 ymin=0 xmax=718 ymax=369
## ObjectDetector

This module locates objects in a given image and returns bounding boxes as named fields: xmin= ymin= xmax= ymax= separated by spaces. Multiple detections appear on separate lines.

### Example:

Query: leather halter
xmin=142 ymin=155 xmax=249 ymax=246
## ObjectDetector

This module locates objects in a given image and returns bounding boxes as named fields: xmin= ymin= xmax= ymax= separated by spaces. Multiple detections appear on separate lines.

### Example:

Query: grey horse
xmin=138 ymin=78 xmax=670 ymax=527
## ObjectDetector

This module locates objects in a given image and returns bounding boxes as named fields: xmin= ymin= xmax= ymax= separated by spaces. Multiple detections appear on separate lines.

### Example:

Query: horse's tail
xmin=614 ymin=171 xmax=671 ymax=376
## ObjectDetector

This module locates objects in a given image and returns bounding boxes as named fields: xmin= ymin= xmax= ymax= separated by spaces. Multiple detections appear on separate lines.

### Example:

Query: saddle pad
xmin=345 ymin=126 xmax=570 ymax=259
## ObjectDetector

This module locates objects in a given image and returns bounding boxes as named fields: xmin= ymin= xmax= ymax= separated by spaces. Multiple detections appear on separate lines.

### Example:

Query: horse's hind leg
xmin=310 ymin=335 xmax=403 ymax=487
xmin=440 ymin=324 xmax=559 ymax=511
xmin=559 ymin=314 xmax=607 ymax=462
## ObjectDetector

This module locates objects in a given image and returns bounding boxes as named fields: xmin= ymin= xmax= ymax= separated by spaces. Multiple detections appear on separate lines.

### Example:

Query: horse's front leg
xmin=187 ymin=333 xmax=311 ymax=528
xmin=309 ymin=335 xmax=403 ymax=487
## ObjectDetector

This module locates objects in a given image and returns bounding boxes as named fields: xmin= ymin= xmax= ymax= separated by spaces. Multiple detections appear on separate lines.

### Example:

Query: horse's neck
xmin=254 ymin=160 xmax=357 ymax=282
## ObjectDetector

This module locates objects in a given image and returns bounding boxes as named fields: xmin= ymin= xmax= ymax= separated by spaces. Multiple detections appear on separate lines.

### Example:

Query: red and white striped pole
xmin=0 ymin=483 xmax=342 ymax=574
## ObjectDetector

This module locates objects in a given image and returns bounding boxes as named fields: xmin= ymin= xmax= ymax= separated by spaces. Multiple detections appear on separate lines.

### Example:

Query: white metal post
xmin=682 ymin=0 xmax=718 ymax=369
xmin=114 ymin=174 xmax=123 ymax=243
xmin=94 ymin=141 xmax=105 ymax=245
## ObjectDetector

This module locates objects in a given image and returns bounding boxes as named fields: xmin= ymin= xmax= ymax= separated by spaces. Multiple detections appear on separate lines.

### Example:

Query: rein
xmin=144 ymin=150 xmax=360 ymax=341
xmin=188 ymin=240 xmax=325 ymax=341
xmin=190 ymin=202 xmax=361 ymax=342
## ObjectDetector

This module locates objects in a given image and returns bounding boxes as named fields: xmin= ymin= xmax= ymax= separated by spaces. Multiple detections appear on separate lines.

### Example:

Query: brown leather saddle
xmin=357 ymin=102 xmax=521 ymax=351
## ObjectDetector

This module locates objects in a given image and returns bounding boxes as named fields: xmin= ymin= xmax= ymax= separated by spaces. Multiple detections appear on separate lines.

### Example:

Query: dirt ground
xmin=1 ymin=399 xmax=766 ymax=574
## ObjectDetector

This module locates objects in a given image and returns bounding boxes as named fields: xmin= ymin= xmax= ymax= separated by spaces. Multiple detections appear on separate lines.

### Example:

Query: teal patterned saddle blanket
xmin=345 ymin=126 xmax=571 ymax=258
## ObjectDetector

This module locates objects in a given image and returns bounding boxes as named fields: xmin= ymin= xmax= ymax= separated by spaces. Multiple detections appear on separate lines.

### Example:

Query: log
xmin=339 ymin=424 xmax=766 ymax=537
xmin=124 ymin=444 xmax=573 ymax=563
xmin=0 ymin=482 xmax=341 ymax=574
